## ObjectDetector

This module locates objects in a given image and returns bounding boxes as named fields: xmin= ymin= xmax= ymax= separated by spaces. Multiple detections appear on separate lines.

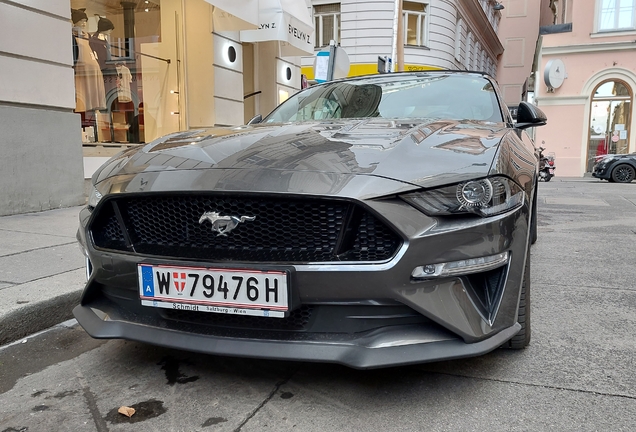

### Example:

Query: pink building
xmin=533 ymin=0 xmax=636 ymax=176
xmin=495 ymin=0 xmax=542 ymax=111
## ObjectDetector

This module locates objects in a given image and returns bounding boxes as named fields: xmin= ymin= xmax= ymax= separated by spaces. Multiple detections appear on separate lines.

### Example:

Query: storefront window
xmin=403 ymin=1 xmax=428 ymax=47
xmin=587 ymin=80 xmax=632 ymax=171
xmin=598 ymin=0 xmax=636 ymax=31
xmin=71 ymin=1 xmax=169 ymax=145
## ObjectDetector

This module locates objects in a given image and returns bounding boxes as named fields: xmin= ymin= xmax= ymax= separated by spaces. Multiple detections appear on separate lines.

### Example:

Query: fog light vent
xmin=85 ymin=256 xmax=93 ymax=281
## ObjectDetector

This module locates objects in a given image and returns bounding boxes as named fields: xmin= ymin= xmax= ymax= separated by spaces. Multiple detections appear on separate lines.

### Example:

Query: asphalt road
xmin=2 ymin=178 xmax=636 ymax=432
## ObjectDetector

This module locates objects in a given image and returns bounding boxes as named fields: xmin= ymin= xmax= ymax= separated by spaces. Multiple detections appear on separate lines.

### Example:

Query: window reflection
xmin=587 ymin=80 xmax=632 ymax=172
xmin=265 ymin=75 xmax=503 ymax=123
xmin=72 ymin=0 xmax=164 ymax=145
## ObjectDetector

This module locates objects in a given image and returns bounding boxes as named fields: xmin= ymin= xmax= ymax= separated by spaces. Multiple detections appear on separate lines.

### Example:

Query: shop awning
xmin=240 ymin=0 xmax=314 ymax=56
xmin=207 ymin=0 xmax=259 ymax=31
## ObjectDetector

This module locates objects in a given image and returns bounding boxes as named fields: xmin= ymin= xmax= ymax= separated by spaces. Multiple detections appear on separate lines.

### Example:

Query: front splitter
xmin=73 ymin=304 xmax=521 ymax=369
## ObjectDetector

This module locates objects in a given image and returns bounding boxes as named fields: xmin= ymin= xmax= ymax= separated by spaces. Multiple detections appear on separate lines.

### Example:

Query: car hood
xmin=94 ymin=119 xmax=507 ymax=192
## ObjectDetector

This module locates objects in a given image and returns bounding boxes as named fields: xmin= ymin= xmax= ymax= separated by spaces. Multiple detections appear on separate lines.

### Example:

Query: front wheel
xmin=505 ymin=247 xmax=531 ymax=349
xmin=611 ymin=164 xmax=635 ymax=183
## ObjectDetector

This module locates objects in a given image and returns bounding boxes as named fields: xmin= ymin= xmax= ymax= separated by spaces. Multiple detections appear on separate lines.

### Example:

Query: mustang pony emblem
xmin=198 ymin=211 xmax=256 ymax=236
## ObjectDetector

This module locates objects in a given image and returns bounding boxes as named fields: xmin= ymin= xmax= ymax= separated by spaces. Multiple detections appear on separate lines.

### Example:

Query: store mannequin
xmin=116 ymin=62 xmax=133 ymax=103
xmin=72 ymin=8 xmax=106 ymax=112
xmin=89 ymin=17 xmax=115 ymax=72
xmin=71 ymin=8 xmax=88 ymax=37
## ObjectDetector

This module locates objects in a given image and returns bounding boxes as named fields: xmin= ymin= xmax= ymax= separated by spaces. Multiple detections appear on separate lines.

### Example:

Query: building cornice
xmin=542 ymin=40 xmax=636 ymax=55
xmin=456 ymin=0 xmax=504 ymax=56
xmin=535 ymin=95 xmax=588 ymax=106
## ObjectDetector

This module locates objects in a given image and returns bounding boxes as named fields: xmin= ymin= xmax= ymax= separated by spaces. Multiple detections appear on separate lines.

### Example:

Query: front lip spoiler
xmin=73 ymin=304 xmax=521 ymax=369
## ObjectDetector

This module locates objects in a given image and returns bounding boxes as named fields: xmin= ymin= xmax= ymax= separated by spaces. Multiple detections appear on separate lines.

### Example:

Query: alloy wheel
xmin=612 ymin=164 xmax=636 ymax=183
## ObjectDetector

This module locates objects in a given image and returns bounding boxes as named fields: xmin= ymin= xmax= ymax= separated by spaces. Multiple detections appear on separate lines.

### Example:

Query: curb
xmin=0 ymin=291 xmax=83 ymax=346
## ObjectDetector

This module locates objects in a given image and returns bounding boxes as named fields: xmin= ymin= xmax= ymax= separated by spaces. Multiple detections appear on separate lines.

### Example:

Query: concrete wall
xmin=213 ymin=31 xmax=244 ymax=126
xmin=0 ymin=0 xmax=84 ymax=215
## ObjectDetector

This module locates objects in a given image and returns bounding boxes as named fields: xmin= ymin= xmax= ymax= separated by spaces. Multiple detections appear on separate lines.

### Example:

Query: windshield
xmin=264 ymin=74 xmax=503 ymax=124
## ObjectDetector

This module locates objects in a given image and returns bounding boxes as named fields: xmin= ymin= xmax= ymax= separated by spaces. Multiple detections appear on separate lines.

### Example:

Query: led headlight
xmin=88 ymin=186 xmax=103 ymax=208
xmin=457 ymin=179 xmax=493 ymax=208
xmin=401 ymin=176 xmax=524 ymax=217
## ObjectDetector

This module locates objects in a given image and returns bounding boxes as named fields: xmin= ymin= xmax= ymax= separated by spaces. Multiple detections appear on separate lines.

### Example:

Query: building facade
xmin=534 ymin=0 xmax=636 ymax=177
xmin=301 ymin=0 xmax=504 ymax=79
xmin=494 ymin=0 xmax=542 ymax=111
xmin=0 ymin=0 xmax=312 ymax=216
xmin=0 ymin=1 xmax=85 ymax=215
xmin=1 ymin=0 xmax=525 ymax=216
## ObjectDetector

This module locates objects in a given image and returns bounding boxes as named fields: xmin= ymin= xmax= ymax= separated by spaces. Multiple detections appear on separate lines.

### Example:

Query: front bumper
xmin=75 ymin=189 xmax=530 ymax=368
xmin=592 ymin=162 xmax=612 ymax=179
xmin=74 ymin=303 xmax=520 ymax=369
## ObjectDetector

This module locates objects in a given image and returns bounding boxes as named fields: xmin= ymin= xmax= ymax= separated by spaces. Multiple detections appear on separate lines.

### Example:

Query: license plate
xmin=549 ymin=168 xmax=554 ymax=174
xmin=138 ymin=264 xmax=289 ymax=318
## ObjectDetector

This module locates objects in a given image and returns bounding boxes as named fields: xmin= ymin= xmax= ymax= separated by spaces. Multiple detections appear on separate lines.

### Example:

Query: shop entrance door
xmin=586 ymin=81 xmax=632 ymax=172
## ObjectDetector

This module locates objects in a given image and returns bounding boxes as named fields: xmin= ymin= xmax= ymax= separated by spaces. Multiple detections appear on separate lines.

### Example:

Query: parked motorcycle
xmin=538 ymin=147 xmax=556 ymax=181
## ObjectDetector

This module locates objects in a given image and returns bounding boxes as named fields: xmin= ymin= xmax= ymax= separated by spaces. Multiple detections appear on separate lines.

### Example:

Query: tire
xmin=505 ymin=246 xmax=531 ymax=349
xmin=611 ymin=164 xmax=636 ymax=183
xmin=544 ymin=175 xmax=551 ymax=182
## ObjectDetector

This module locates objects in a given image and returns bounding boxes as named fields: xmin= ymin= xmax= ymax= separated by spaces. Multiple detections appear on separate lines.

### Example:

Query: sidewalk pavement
xmin=0 ymin=206 xmax=85 ymax=345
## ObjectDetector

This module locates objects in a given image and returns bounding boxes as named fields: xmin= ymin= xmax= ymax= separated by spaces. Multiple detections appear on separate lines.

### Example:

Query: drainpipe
xmin=390 ymin=0 xmax=399 ymax=72
xmin=397 ymin=0 xmax=404 ymax=72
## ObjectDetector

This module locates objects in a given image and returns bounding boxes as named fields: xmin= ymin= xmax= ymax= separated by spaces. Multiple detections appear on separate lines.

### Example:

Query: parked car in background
xmin=592 ymin=154 xmax=636 ymax=183
xmin=75 ymin=71 xmax=546 ymax=368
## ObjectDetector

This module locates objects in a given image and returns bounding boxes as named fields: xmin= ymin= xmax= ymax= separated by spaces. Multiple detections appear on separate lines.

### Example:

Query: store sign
xmin=288 ymin=24 xmax=311 ymax=45
xmin=314 ymin=51 xmax=330 ymax=82
xmin=240 ymin=0 xmax=314 ymax=56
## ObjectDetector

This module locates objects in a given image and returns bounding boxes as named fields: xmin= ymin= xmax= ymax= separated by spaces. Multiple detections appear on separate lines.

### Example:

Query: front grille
xmin=90 ymin=194 xmax=402 ymax=263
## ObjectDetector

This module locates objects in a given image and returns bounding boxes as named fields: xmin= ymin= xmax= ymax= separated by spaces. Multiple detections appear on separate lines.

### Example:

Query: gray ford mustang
xmin=75 ymin=71 xmax=546 ymax=368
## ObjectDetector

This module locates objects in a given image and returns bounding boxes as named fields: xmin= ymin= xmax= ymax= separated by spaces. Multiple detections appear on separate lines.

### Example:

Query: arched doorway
xmin=586 ymin=80 xmax=632 ymax=172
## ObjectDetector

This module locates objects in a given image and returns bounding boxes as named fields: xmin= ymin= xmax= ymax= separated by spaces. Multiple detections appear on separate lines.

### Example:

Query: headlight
xmin=595 ymin=156 xmax=615 ymax=168
xmin=88 ymin=186 xmax=103 ymax=208
xmin=401 ymin=176 xmax=524 ymax=217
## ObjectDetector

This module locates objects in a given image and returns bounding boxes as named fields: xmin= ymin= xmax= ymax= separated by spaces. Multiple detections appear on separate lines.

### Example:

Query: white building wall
xmin=302 ymin=0 xmax=503 ymax=78
xmin=340 ymin=0 xmax=394 ymax=64
xmin=418 ymin=0 xmax=457 ymax=69
xmin=0 ymin=2 xmax=75 ymax=108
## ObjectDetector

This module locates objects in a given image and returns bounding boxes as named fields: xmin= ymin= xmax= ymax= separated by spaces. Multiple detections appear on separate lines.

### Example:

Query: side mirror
xmin=247 ymin=114 xmax=262 ymax=125
xmin=515 ymin=102 xmax=547 ymax=130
